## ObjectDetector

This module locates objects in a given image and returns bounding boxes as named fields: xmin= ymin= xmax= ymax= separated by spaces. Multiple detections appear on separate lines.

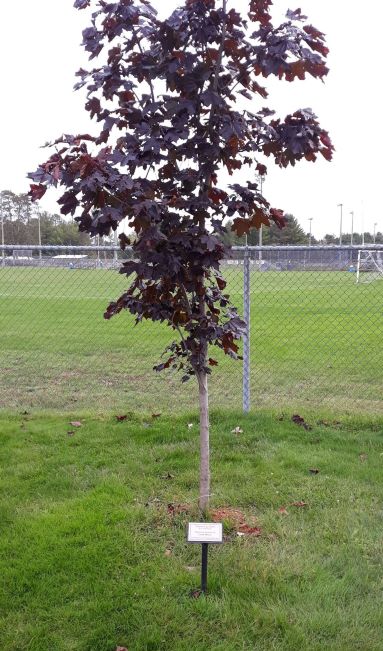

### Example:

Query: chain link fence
xmin=1 ymin=244 xmax=382 ymax=414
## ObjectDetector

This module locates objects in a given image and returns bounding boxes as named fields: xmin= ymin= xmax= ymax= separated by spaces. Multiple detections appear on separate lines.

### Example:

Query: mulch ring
xmin=211 ymin=507 xmax=261 ymax=537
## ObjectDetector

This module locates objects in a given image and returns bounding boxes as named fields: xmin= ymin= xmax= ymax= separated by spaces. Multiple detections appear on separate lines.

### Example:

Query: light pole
xmin=37 ymin=210 xmax=42 ymax=260
xmin=114 ymin=229 xmax=118 ymax=262
xmin=258 ymin=175 xmax=264 ymax=262
xmin=373 ymin=222 xmax=377 ymax=244
xmin=337 ymin=203 xmax=343 ymax=246
xmin=308 ymin=218 xmax=313 ymax=246
xmin=350 ymin=211 xmax=354 ymax=246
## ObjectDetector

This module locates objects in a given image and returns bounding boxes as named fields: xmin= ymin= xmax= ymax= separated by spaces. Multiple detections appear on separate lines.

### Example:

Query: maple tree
xmin=29 ymin=0 xmax=333 ymax=511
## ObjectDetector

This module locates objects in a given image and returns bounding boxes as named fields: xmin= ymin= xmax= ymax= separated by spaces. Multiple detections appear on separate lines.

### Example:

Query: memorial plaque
xmin=187 ymin=522 xmax=223 ymax=544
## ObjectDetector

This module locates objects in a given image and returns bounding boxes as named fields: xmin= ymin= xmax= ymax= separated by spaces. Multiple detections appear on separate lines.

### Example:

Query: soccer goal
xmin=356 ymin=250 xmax=383 ymax=283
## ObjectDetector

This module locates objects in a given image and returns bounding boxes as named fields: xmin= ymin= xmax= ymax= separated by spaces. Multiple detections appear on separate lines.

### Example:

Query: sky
xmin=1 ymin=0 xmax=382 ymax=239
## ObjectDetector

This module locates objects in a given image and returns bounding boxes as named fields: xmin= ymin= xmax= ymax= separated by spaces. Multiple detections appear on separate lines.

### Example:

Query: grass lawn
xmin=0 ymin=266 xmax=382 ymax=413
xmin=1 ymin=408 xmax=383 ymax=650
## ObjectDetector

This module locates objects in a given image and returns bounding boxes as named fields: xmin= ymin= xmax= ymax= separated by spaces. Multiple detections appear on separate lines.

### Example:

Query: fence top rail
xmin=1 ymin=244 xmax=383 ymax=253
xmin=233 ymin=245 xmax=383 ymax=252
xmin=0 ymin=244 xmax=123 ymax=252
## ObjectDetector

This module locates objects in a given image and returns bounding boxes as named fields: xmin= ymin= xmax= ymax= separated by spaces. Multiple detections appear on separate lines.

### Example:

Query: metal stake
xmin=201 ymin=543 xmax=209 ymax=593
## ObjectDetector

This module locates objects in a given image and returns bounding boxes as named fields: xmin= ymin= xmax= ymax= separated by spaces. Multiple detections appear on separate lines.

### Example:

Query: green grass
xmin=1 ymin=409 xmax=383 ymax=650
xmin=0 ymin=266 xmax=383 ymax=413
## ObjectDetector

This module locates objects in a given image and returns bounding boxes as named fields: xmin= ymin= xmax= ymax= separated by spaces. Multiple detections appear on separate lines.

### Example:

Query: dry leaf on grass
xmin=237 ymin=524 xmax=262 ymax=536
xmin=67 ymin=431 xmax=75 ymax=437
xmin=278 ymin=506 xmax=289 ymax=515
xmin=69 ymin=421 xmax=82 ymax=427
xmin=291 ymin=501 xmax=308 ymax=508
xmin=292 ymin=414 xmax=312 ymax=430
xmin=167 ymin=503 xmax=190 ymax=516
xmin=231 ymin=426 xmax=243 ymax=435
xmin=189 ymin=589 xmax=203 ymax=599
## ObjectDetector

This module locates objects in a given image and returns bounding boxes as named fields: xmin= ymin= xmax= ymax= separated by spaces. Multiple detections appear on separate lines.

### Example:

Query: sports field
xmin=0 ymin=265 xmax=382 ymax=414
xmin=1 ymin=267 xmax=383 ymax=650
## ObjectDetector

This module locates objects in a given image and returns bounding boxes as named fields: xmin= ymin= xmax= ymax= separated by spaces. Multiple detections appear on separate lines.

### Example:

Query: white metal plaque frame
xmin=187 ymin=522 xmax=223 ymax=544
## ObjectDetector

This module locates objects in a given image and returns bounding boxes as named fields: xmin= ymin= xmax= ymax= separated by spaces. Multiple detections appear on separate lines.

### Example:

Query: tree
xmin=254 ymin=213 xmax=307 ymax=245
xmin=0 ymin=190 xmax=91 ymax=246
xmin=29 ymin=0 xmax=333 ymax=511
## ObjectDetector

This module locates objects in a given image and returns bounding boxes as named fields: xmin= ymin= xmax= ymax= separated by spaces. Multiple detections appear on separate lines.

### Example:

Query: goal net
xmin=356 ymin=250 xmax=383 ymax=283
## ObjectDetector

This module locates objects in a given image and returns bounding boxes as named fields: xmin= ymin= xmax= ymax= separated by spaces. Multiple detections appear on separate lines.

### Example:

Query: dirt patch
xmin=211 ymin=507 xmax=261 ymax=536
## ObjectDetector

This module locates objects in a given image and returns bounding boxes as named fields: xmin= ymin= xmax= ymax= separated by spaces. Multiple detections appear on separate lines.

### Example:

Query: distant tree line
xmin=223 ymin=213 xmax=383 ymax=246
xmin=222 ymin=214 xmax=312 ymax=246
xmin=2 ymin=191 xmax=381 ymax=248
xmin=0 ymin=190 xmax=90 ymax=246
xmin=322 ymin=232 xmax=383 ymax=245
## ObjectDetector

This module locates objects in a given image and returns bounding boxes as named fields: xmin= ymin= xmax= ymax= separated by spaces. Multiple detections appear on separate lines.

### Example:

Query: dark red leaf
xmin=29 ymin=184 xmax=47 ymax=201
xmin=292 ymin=414 xmax=312 ymax=430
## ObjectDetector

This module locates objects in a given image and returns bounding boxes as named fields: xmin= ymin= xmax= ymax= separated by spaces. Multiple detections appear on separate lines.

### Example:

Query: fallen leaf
xmin=278 ymin=506 xmax=289 ymax=515
xmin=292 ymin=414 xmax=312 ymax=430
xmin=164 ymin=549 xmax=172 ymax=557
xmin=187 ymin=423 xmax=194 ymax=429
xmin=359 ymin=453 xmax=368 ymax=463
xmin=161 ymin=472 xmax=174 ymax=480
xmin=152 ymin=413 xmax=162 ymax=419
xmin=189 ymin=588 xmax=203 ymax=599
xmin=70 ymin=421 xmax=82 ymax=427
xmin=167 ymin=502 xmax=190 ymax=516
xmin=309 ymin=468 xmax=320 ymax=474
xmin=237 ymin=532 xmax=245 ymax=537
xmin=116 ymin=415 xmax=128 ymax=422
xmin=291 ymin=501 xmax=308 ymax=508
xmin=116 ymin=647 xmax=128 ymax=651
xmin=231 ymin=426 xmax=243 ymax=435
xmin=184 ymin=565 xmax=197 ymax=572
xmin=67 ymin=431 xmax=75 ymax=437
xmin=237 ymin=524 xmax=262 ymax=536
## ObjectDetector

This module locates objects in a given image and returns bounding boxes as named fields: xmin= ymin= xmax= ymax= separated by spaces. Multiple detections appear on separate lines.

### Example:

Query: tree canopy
xmin=30 ymin=0 xmax=333 ymax=378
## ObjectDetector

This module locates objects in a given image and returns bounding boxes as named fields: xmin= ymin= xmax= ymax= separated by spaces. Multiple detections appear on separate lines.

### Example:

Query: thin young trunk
xmin=198 ymin=370 xmax=210 ymax=513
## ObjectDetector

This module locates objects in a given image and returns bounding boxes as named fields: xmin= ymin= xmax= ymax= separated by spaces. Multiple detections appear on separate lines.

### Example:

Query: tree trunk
xmin=198 ymin=370 xmax=210 ymax=513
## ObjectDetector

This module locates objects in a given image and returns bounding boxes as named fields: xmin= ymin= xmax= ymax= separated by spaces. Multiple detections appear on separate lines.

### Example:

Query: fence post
xmin=243 ymin=246 xmax=251 ymax=413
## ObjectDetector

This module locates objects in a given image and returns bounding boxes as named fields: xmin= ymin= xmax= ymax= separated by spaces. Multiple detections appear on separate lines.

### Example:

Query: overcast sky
xmin=1 ymin=0 xmax=382 ymax=238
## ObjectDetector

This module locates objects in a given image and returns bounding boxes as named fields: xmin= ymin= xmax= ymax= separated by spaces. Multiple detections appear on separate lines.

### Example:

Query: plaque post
xmin=187 ymin=522 xmax=223 ymax=595
xmin=201 ymin=543 xmax=209 ymax=593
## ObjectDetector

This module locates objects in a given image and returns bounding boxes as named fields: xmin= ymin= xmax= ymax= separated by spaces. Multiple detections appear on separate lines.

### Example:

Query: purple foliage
xmin=29 ymin=0 xmax=333 ymax=377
